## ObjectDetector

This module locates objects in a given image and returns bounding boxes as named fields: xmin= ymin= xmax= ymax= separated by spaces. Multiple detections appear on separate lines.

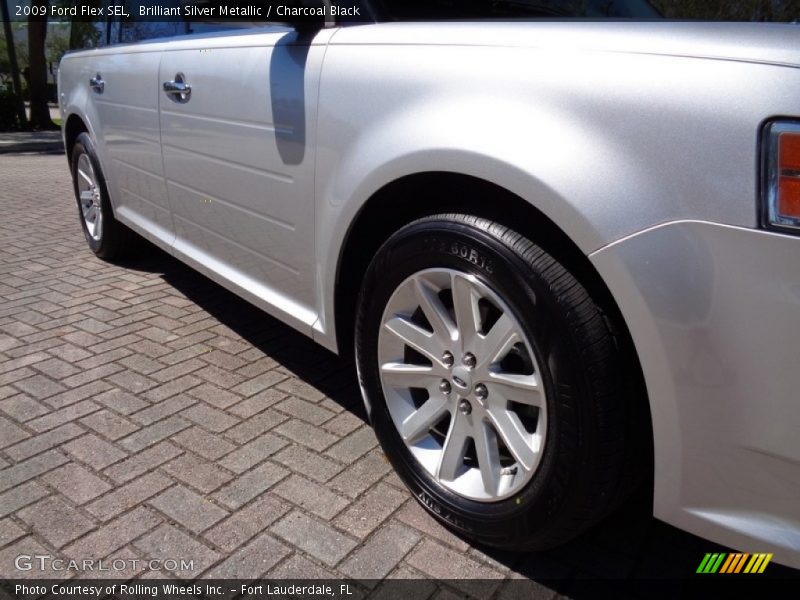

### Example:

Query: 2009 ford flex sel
xmin=58 ymin=1 xmax=800 ymax=568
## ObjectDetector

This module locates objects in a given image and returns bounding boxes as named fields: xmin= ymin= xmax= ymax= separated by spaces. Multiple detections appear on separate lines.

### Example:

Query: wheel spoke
xmin=437 ymin=413 xmax=470 ymax=481
xmin=79 ymin=190 xmax=95 ymax=203
xmin=384 ymin=316 xmax=440 ymax=362
xmin=77 ymin=167 xmax=93 ymax=186
xmin=451 ymin=274 xmax=481 ymax=349
xmin=413 ymin=276 xmax=457 ymax=342
xmin=487 ymin=373 xmax=541 ymax=407
xmin=378 ymin=266 xmax=549 ymax=502
xmin=474 ymin=420 xmax=501 ymax=496
xmin=84 ymin=204 xmax=97 ymax=223
xmin=487 ymin=408 xmax=536 ymax=471
xmin=94 ymin=207 xmax=103 ymax=239
xmin=401 ymin=395 xmax=449 ymax=444
xmin=477 ymin=312 xmax=518 ymax=366
xmin=380 ymin=362 xmax=439 ymax=387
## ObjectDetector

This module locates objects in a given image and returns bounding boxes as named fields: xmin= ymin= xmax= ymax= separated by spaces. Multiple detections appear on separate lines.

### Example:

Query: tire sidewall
xmin=357 ymin=218 xmax=594 ymax=545
xmin=71 ymin=132 xmax=110 ymax=254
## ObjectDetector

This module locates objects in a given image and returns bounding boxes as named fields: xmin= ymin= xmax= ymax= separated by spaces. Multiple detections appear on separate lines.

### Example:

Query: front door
xmin=159 ymin=27 xmax=329 ymax=333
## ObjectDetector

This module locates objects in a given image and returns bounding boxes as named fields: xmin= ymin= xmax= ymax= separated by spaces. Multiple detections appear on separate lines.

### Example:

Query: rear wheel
xmin=70 ymin=132 xmax=132 ymax=259
xmin=356 ymin=214 xmax=639 ymax=549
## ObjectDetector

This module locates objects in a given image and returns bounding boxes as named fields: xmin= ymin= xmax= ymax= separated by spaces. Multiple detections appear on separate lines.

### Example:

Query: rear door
xmin=158 ymin=27 xmax=331 ymax=333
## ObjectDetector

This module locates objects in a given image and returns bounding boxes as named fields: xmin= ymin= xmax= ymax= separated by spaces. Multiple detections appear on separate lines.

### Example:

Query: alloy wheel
xmin=378 ymin=268 xmax=547 ymax=501
xmin=76 ymin=153 xmax=103 ymax=241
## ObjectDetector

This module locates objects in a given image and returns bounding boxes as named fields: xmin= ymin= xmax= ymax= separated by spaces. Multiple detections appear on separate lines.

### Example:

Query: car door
xmin=159 ymin=27 xmax=331 ymax=334
xmin=84 ymin=46 xmax=174 ymax=249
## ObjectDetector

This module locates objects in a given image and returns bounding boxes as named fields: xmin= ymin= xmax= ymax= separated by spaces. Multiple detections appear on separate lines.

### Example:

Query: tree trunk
xmin=27 ymin=3 xmax=55 ymax=130
xmin=1 ymin=0 xmax=27 ymax=128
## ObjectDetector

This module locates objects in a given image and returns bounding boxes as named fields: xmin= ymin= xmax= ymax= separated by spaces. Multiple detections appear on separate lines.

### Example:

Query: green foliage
xmin=1 ymin=24 xmax=25 ymax=83
xmin=69 ymin=20 xmax=102 ymax=50
xmin=46 ymin=24 xmax=71 ymax=66
xmin=651 ymin=0 xmax=799 ymax=20
xmin=0 ymin=88 xmax=25 ymax=131
xmin=0 ymin=34 xmax=9 ymax=86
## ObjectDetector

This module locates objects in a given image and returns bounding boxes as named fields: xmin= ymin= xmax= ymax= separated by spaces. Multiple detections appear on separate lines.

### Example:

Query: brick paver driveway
xmin=1 ymin=154 xmax=766 ymax=598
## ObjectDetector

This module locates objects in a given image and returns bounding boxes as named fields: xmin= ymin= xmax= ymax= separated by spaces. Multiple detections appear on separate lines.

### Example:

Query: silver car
xmin=58 ymin=1 xmax=800 ymax=569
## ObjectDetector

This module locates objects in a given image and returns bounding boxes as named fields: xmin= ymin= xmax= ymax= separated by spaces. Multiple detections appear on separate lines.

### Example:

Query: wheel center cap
xmin=451 ymin=366 xmax=472 ymax=392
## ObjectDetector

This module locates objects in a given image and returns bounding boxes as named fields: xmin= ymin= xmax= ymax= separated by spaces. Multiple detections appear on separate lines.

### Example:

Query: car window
xmin=68 ymin=20 xmax=109 ymax=49
xmin=117 ymin=0 xmax=185 ymax=43
xmin=112 ymin=0 xmax=328 ymax=43
xmin=373 ymin=0 xmax=661 ymax=20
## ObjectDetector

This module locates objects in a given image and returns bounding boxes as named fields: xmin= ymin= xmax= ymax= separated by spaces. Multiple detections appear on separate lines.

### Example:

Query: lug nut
xmin=474 ymin=383 xmax=488 ymax=400
xmin=442 ymin=351 xmax=454 ymax=367
xmin=463 ymin=353 xmax=477 ymax=368
xmin=439 ymin=380 xmax=451 ymax=395
xmin=458 ymin=399 xmax=472 ymax=415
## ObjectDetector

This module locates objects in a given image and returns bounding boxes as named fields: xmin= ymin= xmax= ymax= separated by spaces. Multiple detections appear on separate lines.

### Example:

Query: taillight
xmin=764 ymin=121 xmax=800 ymax=232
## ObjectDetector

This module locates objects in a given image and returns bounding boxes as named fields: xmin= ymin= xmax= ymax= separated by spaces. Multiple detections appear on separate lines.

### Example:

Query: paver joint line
xmin=0 ymin=155 xmax=667 ymax=590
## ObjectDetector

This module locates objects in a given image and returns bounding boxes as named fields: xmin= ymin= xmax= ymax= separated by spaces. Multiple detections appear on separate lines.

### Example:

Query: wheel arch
xmin=337 ymin=172 xmax=621 ymax=354
xmin=64 ymin=113 xmax=89 ymax=162
xmin=334 ymin=171 xmax=654 ymax=493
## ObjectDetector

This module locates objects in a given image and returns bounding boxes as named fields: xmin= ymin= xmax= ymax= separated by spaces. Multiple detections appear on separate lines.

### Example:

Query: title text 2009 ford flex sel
xmin=58 ymin=2 xmax=800 ymax=568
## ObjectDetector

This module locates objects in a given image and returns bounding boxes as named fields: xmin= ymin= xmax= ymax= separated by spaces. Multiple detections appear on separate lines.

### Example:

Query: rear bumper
xmin=591 ymin=221 xmax=800 ymax=569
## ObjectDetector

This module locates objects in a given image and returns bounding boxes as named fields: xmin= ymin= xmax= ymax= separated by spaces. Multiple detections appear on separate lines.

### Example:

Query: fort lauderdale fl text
xmin=16 ymin=583 xmax=356 ymax=597
xmin=141 ymin=3 xmax=361 ymax=17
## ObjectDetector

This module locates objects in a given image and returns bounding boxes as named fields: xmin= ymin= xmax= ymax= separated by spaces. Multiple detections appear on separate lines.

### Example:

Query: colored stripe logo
xmin=697 ymin=553 xmax=773 ymax=574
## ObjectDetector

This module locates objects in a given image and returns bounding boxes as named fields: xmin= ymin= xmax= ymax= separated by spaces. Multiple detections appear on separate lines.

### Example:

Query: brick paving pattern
xmin=2 ymin=154 xmax=782 ymax=598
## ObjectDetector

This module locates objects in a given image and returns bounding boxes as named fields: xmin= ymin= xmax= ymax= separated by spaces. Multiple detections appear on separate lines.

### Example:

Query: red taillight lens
xmin=778 ymin=176 xmax=800 ymax=217
xmin=764 ymin=123 xmax=800 ymax=231
xmin=779 ymin=132 xmax=800 ymax=171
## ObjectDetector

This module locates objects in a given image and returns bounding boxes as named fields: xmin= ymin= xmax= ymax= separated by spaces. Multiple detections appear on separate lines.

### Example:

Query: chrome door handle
xmin=89 ymin=74 xmax=104 ymax=93
xmin=163 ymin=80 xmax=191 ymax=94
xmin=163 ymin=74 xmax=191 ymax=102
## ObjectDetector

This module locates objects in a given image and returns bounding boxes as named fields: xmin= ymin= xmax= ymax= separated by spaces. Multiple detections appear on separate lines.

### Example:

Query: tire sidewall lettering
xmin=423 ymin=236 xmax=494 ymax=274
xmin=417 ymin=490 xmax=472 ymax=531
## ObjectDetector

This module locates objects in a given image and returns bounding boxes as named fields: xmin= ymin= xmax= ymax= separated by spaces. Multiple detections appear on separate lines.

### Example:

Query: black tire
xmin=355 ymin=214 xmax=639 ymax=550
xmin=70 ymin=132 xmax=132 ymax=259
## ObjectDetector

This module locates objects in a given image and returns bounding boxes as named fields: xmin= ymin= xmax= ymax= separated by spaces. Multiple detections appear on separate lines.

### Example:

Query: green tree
xmin=69 ymin=19 xmax=102 ymax=51
xmin=47 ymin=24 xmax=70 ymax=66
xmin=1 ymin=0 xmax=26 ymax=128
xmin=27 ymin=0 xmax=56 ymax=129
xmin=0 ymin=30 xmax=10 ymax=87
xmin=13 ymin=24 xmax=28 ymax=70
xmin=651 ymin=0 xmax=799 ymax=20
xmin=0 ymin=11 xmax=26 ymax=86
